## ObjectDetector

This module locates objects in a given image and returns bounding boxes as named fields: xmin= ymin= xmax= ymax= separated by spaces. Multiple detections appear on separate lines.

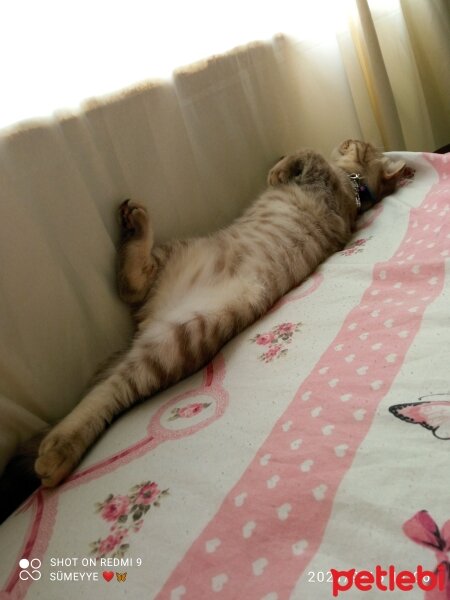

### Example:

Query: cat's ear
xmin=382 ymin=158 xmax=406 ymax=180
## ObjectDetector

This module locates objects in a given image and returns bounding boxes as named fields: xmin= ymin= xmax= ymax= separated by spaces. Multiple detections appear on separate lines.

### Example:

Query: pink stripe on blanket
xmin=158 ymin=154 xmax=450 ymax=599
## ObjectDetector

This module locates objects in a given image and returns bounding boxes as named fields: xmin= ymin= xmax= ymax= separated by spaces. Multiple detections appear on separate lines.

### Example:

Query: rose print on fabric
xmin=168 ymin=402 xmax=211 ymax=421
xmin=403 ymin=510 xmax=450 ymax=599
xmin=251 ymin=322 xmax=302 ymax=363
xmin=389 ymin=394 xmax=450 ymax=440
xmin=90 ymin=481 xmax=168 ymax=558
xmin=341 ymin=236 xmax=373 ymax=256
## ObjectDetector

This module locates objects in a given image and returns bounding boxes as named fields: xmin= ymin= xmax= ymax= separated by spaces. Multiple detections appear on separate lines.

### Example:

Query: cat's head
xmin=332 ymin=139 xmax=406 ymax=210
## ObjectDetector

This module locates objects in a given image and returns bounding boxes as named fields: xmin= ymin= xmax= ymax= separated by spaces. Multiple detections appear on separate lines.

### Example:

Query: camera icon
xmin=19 ymin=558 xmax=42 ymax=581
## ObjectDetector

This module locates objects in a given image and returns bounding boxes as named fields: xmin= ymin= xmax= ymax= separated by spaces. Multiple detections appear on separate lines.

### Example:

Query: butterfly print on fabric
xmin=389 ymin=394 xmax=450 ymax=440
xmin=403 ymin=510 xmax=450 ymax=599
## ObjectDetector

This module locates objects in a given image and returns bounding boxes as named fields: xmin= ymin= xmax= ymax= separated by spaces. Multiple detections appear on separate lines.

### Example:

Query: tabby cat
xmin=34 ymin=140 xmax=405 ymax=487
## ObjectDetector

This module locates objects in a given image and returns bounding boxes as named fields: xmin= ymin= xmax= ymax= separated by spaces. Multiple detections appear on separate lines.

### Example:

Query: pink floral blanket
xmin=1 ymin=152 xmax=450 ymax=600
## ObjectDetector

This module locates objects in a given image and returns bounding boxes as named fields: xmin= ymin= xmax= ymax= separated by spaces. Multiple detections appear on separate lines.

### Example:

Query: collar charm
xmin=348 ymin=173 xmax=377 ymax=213
xmin=349 ymin=173 xmax=363 ymax=212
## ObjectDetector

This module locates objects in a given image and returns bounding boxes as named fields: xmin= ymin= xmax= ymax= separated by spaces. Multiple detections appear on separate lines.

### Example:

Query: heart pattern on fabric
xmin=312 ymin=484 xmax=327 ymax=501
xmin=252 ymin=558 xmax=269 ymax=576
xmin=212 ymin=573 xmax=229 ymax=592
xmin=300 ymin=459 xmax=314 ymax=472
xmin=205 ymin=538 xmax=221 ymax=553
xmin=292 ymin=539 xmax=309 ymax=556
xmin=234 ymin=492 xmax=247 ymax=507
xmin=243 ymin=521 xmax=256 ymax=539
xmin=277 ymin=503 xmax=292 ymax=521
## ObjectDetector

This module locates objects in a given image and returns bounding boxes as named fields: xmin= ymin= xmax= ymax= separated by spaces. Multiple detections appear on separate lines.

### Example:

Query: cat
xmin=33 ymin=139 xmax=406 ymax=487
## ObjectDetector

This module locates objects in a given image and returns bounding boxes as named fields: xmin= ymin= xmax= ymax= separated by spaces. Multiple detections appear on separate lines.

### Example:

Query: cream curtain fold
xmin=272 ymin=0 xmax=449 ymax=153
xmin=0 ymin=0 xmax=449 ymax=471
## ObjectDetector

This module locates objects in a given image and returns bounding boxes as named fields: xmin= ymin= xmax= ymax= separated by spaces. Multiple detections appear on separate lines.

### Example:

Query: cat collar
xmin=348 ymin=173 xmax=376 ymax=213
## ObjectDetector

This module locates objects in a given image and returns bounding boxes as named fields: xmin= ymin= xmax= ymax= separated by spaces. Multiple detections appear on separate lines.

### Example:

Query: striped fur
xmin=34 ymin=140 xmax=405 ymax=486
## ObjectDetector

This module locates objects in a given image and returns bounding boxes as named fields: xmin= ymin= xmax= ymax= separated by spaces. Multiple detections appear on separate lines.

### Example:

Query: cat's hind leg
xmin=117 ymin=199 xmax=158 ymax=305
xmin=34 ymin=316 xmax=213 ymax=487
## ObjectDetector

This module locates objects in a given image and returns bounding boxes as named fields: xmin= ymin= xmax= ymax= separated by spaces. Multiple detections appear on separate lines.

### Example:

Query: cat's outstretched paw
xmin=35 ymin=432 xmax=82 ymax=487
xmin=119 ymin=199 xmax=149 ymax=240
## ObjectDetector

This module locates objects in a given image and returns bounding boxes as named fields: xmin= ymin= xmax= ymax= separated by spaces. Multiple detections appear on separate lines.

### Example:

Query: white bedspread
xmin=1 ymin=151 xmax=450 ymax=600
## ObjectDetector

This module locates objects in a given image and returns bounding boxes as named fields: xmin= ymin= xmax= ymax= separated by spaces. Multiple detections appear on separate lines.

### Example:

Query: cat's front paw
xmin=35 ymin=431 xmax=82 ymax=487
xmin=119 ymin=199 xmax=149 ymax=240
xmin=267 ymin=154 xmax=303 ymax=186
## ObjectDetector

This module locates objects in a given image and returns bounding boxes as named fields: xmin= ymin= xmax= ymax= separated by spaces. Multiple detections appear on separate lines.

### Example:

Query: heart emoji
xmin=212 ymin=574 xmax=229 ymax=592
xmin=242 ymin=520 xmax=256 ymax=539
xmin=277 ymin=503 xmax=292 ymax=521
xmin=292 ymin=539 xmax=308 ymax=556
xmin=312 ymin=484 xmax=327 ymax=501
xmin=252 ymin=558 xmax=268 ymax=576
xmin=103 ymin=571 xmax=114 ymax=582
xmin=260 ymin=453 xmax=271 ymax=466
xmin=334 ymin=444 xmax=349 ymax=458
xmin=267 ymin=475 xmax=280 ymax=489
xmin=205 ymin=538 xmax=221 ymax=553
xmin=302 ymin=390 xmax=312 ymax=401
xmin=234 ymin=492 xmax=247 ymax=507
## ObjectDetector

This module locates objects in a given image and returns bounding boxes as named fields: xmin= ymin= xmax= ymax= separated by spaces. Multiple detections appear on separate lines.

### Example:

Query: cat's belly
xmin=147 ymin=240 xmax=261 ymax=324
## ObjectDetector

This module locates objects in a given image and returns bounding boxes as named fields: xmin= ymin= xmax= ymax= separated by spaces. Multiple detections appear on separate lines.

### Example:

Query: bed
xmin=0 ymin=148 xmax=449 ymax=599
